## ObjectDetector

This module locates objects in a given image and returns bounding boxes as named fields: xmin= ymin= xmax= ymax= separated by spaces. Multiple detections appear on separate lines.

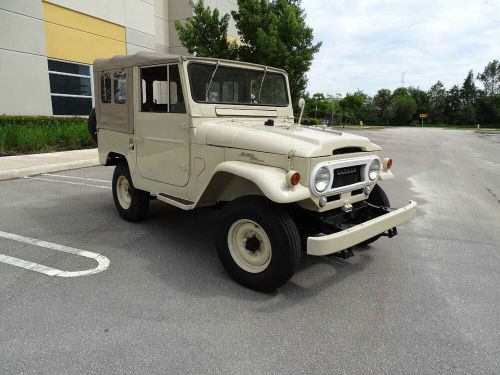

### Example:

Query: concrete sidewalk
xmin=0 ymin=149 xmax=99 ymax=181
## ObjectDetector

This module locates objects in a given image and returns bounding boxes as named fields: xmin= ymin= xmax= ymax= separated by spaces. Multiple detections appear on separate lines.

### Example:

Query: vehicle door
xmin=135 ymin=64 xmax=189 ymax=186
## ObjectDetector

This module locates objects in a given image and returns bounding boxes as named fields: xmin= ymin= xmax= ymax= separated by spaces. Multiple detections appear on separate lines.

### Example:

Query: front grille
xmin=332 ymin=165 xmax=362 ymax=188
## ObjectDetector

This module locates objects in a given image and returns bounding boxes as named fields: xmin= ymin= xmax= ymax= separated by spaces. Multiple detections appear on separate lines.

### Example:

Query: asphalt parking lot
xmin=1 ymin=128 xmax=499 ymax=374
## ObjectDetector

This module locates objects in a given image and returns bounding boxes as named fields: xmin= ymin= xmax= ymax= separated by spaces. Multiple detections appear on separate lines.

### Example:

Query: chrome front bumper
xmin=306 ymin=200 xmax=417 ymax=256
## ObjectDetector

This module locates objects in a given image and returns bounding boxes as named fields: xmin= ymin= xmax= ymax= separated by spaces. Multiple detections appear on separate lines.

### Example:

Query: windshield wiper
xmin=205 ymin=60 xmax=220 ymax=101
xmin=257 ymin=66 xmax=268 ymax=102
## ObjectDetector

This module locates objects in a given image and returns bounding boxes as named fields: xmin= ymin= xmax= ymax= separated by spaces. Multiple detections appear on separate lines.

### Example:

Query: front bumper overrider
xmin=307 ymin=200 xmax=417 ymax=256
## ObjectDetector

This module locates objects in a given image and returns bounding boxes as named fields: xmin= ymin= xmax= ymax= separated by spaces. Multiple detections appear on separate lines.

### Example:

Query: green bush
xmin=0 ymin=115 xmax=93 ymax=156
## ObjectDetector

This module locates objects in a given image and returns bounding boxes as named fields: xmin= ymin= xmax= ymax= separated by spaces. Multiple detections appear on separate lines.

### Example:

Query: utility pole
xmin=401 ymin=72 xmax=405 ymax=87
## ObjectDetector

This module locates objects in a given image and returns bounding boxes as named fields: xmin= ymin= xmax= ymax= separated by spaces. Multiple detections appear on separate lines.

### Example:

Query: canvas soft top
xmin=93 ymin=51 xmax=182 ymax=71
xmin=93 ymin=51 xmax=288 ymax=75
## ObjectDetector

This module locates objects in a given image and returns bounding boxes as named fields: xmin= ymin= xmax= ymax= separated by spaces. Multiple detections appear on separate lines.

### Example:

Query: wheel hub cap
xmin=116 ymin=175 xmax=132 ymax=209
xmin=227 ymin=219 xmax=272 ymax=273
xmin=245 ymin=236 xmax=261 ymax=252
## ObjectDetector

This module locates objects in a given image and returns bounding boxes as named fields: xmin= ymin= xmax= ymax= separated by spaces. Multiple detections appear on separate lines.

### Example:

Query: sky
xmin=303 ymin=0 xmax=500 ymax=97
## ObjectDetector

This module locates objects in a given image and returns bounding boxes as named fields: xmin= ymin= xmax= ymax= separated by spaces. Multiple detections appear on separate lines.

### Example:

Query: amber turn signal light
xmin=383 ymin=158 xmax=393 ymax=170
xmin=286 ymin=170 xmax=301 ymax=186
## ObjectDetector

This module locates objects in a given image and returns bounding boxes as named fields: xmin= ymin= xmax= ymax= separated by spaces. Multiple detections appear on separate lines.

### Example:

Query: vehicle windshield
xmin=188 ymin=62 xmax=289 ymax=106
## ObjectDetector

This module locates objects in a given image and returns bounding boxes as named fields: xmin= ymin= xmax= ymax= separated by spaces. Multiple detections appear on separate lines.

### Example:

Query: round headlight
xmin=314 ymin=166 xmax=331 ymax=192
xmin=368 ymin=158 xmax=381 ymax=180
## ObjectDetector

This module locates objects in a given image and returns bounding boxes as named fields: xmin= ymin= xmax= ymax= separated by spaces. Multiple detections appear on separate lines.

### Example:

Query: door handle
xmin=136 ymin=137 xmax=144 ymax=142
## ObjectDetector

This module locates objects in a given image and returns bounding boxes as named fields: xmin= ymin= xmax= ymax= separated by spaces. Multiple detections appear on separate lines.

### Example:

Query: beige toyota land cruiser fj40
xmin=90 ymin=51 xmax=417 ymax=291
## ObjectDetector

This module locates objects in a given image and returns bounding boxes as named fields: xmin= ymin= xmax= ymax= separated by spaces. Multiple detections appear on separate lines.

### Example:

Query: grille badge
xmin=336 ymin=167 xmax=357 ymax=176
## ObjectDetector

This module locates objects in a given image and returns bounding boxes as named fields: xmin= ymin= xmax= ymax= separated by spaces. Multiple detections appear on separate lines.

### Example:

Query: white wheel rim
xmin=116 ymin=175 xmax=132 ymax=209
xmin=227 ymin=219 xmax=272 ymax=273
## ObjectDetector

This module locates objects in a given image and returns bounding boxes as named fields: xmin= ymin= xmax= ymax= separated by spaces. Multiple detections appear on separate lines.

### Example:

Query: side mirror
xmin=297 ymin=98 xmax=306 ymax=128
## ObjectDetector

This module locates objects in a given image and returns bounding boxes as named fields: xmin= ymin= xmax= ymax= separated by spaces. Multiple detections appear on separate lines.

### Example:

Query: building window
xmin=48 ymin=59 xmax=93 ymax=115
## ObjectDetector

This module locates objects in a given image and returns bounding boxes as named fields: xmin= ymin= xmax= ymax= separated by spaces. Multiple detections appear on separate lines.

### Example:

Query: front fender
xmin=214 ymin=161 xmax=310 ymax=204
xmin=379 ymin=169 xmax=394 ymax=181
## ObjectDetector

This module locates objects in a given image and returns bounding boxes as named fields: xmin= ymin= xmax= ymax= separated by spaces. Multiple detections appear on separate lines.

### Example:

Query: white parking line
xmin=0 ymin=230 xmax=110 ymax=277
xmin=25 ymin=176 xmax=111 ymax=190
xmin=42 ymin=173 xmax=111 ymax=184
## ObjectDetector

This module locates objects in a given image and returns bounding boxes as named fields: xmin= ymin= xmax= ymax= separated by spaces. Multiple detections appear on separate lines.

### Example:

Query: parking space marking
xmin=42 ymin=173 xmax=111 ymax=184
xmin=25 ymin=176 xmax=111 ymax=190
xmin=0 ymin=230 xmax=110 ymax=277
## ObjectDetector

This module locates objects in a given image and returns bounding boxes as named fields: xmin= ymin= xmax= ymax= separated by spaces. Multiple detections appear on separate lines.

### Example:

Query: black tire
xmin=87 ymin=108 xmax=97 ymax=144
xmin=359 ymin=184 xmax=390 ymax=246
xmin=215 ymin=196 xmax=301 ymax=292
xmin=112 ymin=162 xmax=150 ymax=222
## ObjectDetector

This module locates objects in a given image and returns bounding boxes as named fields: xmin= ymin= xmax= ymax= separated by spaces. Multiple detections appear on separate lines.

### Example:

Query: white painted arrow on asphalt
xmin=0 ymin=230 xmax=110 ymax=277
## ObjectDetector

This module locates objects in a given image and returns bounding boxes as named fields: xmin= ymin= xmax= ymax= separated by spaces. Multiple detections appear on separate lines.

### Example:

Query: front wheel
xmin=215 ymin=196 xmax=301 ymax=292
xmin=112 ymin=162 xmax=150 ymax=222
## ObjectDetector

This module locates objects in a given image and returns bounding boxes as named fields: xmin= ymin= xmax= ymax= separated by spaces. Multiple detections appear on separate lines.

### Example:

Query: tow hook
xmin=381 ymin=227 xmax=398 ymax=238
xmin=329 ymin=247 xmax=354 ymax=259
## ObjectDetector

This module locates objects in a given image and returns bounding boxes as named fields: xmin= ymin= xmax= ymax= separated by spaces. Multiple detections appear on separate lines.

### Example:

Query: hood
xmin=202 ymin=120 xmax=380 ymax=157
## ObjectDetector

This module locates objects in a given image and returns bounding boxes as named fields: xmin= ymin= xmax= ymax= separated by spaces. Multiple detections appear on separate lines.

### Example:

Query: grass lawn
xmin=0 ymin=116 xmax=94 ymax=156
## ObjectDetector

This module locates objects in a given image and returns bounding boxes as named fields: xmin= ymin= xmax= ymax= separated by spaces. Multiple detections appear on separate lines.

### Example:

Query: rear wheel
xmin=359 ymin=184 xmax=390 ymax=246
xmin=112 ymin=162 xmax=149 ymax=222
xmin=215 ymin=196 xmax=301 ymax=292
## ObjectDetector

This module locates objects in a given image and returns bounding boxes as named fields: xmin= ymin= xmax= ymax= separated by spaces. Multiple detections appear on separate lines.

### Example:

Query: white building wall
xmin=154 ymin=0 xmax=170 ymax=54
xmin=0 ymin=2 xmax=52 ymax=115
xmin=44 ymin=0 xmax=126 ymax=25
xmin=0 ymin=0 xmax=237 ymax=116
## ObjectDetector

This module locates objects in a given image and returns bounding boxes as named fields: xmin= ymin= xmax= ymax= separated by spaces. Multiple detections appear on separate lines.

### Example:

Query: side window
xmin=113 ymin=72 xmax=127 ymax=104
xmin=140 ymin=66 xmax=168 ymax=112
xmin=140 ymin=65 xmax=185 ymax=113
xmin=153 ymin=80 xmax=168 ymax=104
xmin=100 ymin=72 xmax=111 ymax=103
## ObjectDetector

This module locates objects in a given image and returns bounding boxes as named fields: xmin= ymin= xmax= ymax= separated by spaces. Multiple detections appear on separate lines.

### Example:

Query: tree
xmin=339 ymin=91 xmax=367 ymax=124
xmin=373 ymin=89 xmax=392 ymax=125
xmin=461 ymin=70 xmax=477 ymax=105
xmin=428 ymin=81 xmax=447 ymax=124
xmin=175 ymin=0 xmax=238 ymax=59
xmin=407 ymin=87 xmax=429 ymax=120
xmin=389 ymin=95 xmax=417 ymax=125
xmin=392 ymin=87 xmax=409 ymax=98
xmin=232 ymin=0 xmax=321 ymax=104
xmin=445 ymin=85 xmax=461 ymax=124
xmin=477 ymin=60 xmax=500 ymax=96
xmin=304 ymin=93 xmax=331 ymax=120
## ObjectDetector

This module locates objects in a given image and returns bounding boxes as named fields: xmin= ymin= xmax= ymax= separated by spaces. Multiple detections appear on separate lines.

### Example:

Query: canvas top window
xmin=188 ymin=63 xmax=289 ymax=106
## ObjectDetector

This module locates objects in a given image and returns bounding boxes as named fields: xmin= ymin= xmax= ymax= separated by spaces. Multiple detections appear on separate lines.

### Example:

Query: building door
xmin=135 ymin=64 xmax=189 ymax=186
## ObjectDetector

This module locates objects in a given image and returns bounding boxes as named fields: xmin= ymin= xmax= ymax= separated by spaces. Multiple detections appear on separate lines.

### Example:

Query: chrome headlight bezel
xmin=309 ymin=156 xmax=381 ymax=198
xmin=368 ymin=158 xmax=381 ymax=181
xmin=314 ymin=166 xmax=332 ymax=193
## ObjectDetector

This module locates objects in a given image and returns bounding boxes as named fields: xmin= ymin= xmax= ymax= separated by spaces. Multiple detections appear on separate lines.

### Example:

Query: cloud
xmin=303 ymin=0 xmax=500 ymax=96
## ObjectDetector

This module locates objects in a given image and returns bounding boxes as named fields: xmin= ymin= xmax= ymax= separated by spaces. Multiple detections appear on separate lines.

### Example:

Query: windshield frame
xmin=187 ymin=61 xmax=290 ymax=107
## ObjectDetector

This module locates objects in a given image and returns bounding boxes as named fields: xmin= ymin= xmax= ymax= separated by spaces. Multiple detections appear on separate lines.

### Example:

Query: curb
xmin=0 ymin=158 xmax=99 ymax=181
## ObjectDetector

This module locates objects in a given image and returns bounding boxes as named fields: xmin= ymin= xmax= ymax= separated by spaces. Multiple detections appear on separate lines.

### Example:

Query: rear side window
xmin=100 ymin=73 xmax=111 ymax=103
xmin=113 ymin=72 xmax=127 ymax=104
